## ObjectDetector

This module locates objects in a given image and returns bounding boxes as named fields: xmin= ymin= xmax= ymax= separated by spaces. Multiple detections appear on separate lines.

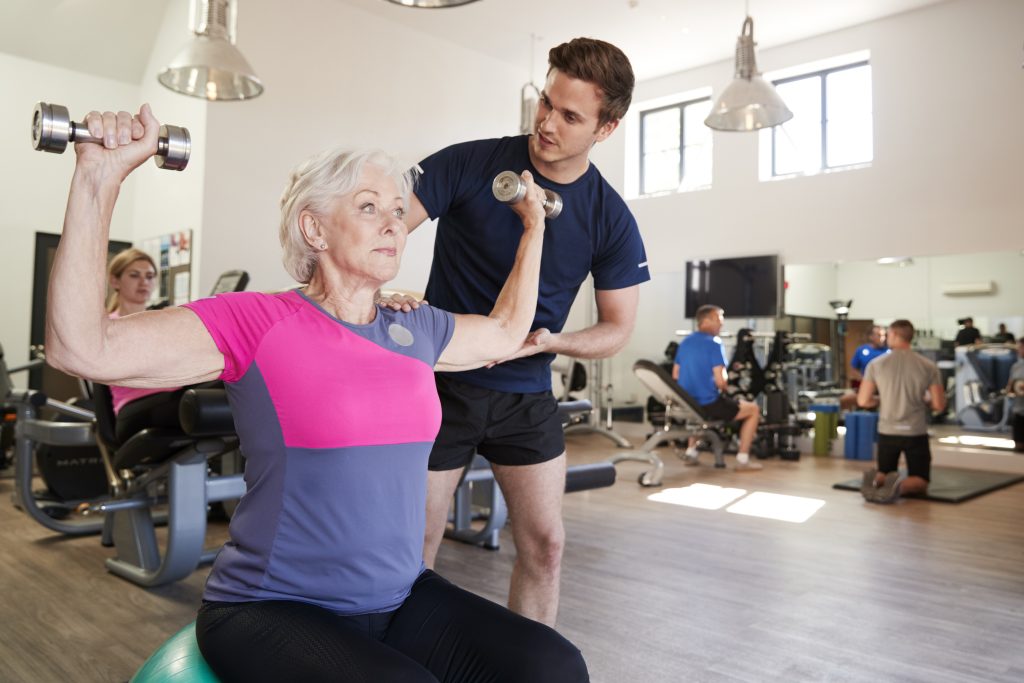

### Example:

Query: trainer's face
xmin=702 ymin=310 xmax=725 ymax=336
xmin=529 ymin=69 xmax=618 ymax=171
xmin=869 ymin=327 xmax=886 ymax=347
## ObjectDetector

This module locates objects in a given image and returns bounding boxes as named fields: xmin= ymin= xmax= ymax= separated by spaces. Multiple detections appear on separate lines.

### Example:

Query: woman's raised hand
xmin=75 ymin=104 xmax=161 ymax=185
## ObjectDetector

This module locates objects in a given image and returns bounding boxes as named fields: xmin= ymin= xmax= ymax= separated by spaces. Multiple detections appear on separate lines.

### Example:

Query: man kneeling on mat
xmin=673 ymin=305 xmax=762 ymax=471
xmin=857 ymin=319 xmax=946 ymax=503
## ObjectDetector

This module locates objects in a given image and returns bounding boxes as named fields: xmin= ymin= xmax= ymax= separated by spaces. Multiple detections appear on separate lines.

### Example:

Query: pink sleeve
xmin=182 ymin=291 xmax=300 ymax=383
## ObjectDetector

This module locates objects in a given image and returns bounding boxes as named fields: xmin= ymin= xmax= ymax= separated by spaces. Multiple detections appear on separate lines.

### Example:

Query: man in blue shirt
xmin=851 ymin=325 xmax=889 ymax=381
xmin=673 ymin=305 xmax=762 ymax=471
xmin=403 ymin=38 xmax=649 ymax=626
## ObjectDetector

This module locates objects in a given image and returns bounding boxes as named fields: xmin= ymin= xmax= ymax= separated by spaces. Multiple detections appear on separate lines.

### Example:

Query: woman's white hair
xmin=279 ymin=148 xmax=417 ymax=284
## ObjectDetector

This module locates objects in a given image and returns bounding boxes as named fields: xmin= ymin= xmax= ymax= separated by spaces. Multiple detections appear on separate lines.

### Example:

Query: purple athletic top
xmin=183 ymin=289 xmax=455 ymax=614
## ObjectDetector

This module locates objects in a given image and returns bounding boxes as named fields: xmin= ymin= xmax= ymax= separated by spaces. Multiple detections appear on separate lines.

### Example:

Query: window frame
xmin=638 ymin=95 xmax=711 ymax=196
xmin=770 ymin=59 xmax=871 ymax=178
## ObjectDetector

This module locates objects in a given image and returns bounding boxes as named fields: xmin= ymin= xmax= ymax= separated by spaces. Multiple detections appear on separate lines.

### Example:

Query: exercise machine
xmin=955 ymin=344 xmax=1018 ymax=432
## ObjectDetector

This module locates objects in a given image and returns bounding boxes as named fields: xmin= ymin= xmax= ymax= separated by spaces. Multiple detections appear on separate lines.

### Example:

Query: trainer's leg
xmin=491 ymin=455 xmax=566 ymax=626
xmin=385 ymin=570 xmax=588 ymax=683
xmin=423 ymin=468 xmax=466 ymax=569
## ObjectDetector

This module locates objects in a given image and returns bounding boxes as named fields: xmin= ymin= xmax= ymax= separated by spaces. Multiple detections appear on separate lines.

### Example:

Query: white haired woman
xmin=46 ymin=105 xmax=589 ymax=682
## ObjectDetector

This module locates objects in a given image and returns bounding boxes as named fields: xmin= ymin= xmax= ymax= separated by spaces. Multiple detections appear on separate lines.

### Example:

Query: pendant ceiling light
xmin=704 ymin=15 xmax=792 ymax=131
xmin=519 ymin=34 xmax=541 ymax=136
xmin=384 ymin=0 xmax=482 ymax=7
xmin=158 ymin=0 xmax=263 ymax=101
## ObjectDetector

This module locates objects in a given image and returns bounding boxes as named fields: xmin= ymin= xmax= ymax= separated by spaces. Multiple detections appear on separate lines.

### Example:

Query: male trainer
xmin=403 ymin=38 xmax=649 ymax=626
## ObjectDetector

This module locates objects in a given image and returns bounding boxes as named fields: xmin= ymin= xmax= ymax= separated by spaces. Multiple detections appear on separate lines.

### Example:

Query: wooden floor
xmin=2 ymin=422 xmax=1023 ymax=683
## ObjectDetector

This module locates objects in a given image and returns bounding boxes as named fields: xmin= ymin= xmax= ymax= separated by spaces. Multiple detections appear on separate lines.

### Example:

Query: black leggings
xmin=195 ymin=570 xmax=589 ymax=683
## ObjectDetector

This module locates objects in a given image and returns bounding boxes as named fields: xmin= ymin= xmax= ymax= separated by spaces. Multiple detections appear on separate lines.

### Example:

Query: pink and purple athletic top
xmin=182 ymin=289 xmax=454 ymax=615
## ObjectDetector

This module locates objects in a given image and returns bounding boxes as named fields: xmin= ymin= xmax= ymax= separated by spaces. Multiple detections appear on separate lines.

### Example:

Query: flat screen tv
xmin=684 ymin=255 xmax=780 ymax=318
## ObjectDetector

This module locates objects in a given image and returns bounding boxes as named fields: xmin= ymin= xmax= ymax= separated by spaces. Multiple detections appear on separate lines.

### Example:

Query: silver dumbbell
xmin=31 ymin=102 xmax=191 ymax=172
xmin=491 ymin=170 xmax=563 ymax=219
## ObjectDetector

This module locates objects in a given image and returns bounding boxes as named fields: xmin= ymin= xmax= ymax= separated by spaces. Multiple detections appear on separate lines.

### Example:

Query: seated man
xmin=673 ymin=305 xmax=762 ymax=471
xmin=857 ymin=319 xmax=946 ymax=503
xmin=954 ymin=317 xmax=982 ymax=346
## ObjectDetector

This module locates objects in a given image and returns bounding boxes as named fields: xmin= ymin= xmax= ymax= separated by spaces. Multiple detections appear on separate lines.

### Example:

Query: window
xmin=767 ymin=61 xmax=872 ymax=177
xmin=639 ymin=97 xmax=712 ymax=195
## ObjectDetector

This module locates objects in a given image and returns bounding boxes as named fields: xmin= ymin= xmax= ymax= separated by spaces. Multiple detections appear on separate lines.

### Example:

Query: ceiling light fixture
xmin=876 ymin=256 xmax=915 ymax=267
xmin=158 ymin=0 xmax=263 ymax=101
xmin=384 ymin=0 xmax=482 ymax=7
xmin=705 ymin=8 xmax=792 ymax=131
xmin=520 ymin=34 xmax=541 ymax=135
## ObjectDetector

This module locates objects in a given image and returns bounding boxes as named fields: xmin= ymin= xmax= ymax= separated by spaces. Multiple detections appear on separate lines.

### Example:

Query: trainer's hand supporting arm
xmin=436 ymin=172 xmax=546 ymax=372
xmin=46 ymin=105 xmax=223 ymax=388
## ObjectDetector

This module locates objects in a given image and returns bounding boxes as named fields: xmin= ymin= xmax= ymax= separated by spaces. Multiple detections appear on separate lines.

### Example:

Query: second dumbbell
xmin=491 ymin=170 xmax=563 ymax=219
xmin=31 ymin=102 xmax=191 ymax=171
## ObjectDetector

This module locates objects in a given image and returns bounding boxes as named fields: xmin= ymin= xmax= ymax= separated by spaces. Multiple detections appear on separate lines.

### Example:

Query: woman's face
xmin=320 ymin=164 xmax=407 ymax=286
xmin=112 ymin=258 xmax=156 ymax=307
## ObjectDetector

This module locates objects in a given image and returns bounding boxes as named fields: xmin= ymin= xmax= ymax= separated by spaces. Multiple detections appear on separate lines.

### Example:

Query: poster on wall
xmin=140 ymin=230 xmax=192 ymax=308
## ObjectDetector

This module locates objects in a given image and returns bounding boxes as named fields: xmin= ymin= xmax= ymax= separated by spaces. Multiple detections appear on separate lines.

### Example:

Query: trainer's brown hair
xmin=888 ymin=319 xmax=915 ymax=343
xmin=548 ymin=38 xmax=635 ymax=126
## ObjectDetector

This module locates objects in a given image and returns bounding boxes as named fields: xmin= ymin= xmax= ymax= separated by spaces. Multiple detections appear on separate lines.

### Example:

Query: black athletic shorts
xmin=877 ymin=433 xmax=931 ymax=480
xmin=428 ymin=374 xmax=565 ymax=471
xmin=701 ymin=395 xmax=741 ymax=422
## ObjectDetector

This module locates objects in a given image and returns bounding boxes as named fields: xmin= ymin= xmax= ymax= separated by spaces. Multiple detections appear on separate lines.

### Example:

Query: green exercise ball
xmin=130 ymin=622 xmax=220 ymax=683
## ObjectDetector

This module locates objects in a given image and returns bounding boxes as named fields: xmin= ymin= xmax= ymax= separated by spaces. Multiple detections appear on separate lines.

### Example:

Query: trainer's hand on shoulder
xmin=378 ymin=291 xmax=427 ymax=312
xmin=76 ymin=103 xmax=160 ymax=186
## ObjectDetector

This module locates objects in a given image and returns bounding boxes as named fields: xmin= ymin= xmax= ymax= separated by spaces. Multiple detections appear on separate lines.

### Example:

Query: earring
xmin=318 ymin=242 xmax=327 ymax=251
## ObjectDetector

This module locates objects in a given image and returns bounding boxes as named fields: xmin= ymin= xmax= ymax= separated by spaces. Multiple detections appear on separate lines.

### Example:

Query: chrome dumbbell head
xmin=31 ymin=101 xmax=191 ymax=171
xmin=491 ymin=170 xmax=563 ymax=219
xmin=32 ymin=102 xmax=73 ymax=153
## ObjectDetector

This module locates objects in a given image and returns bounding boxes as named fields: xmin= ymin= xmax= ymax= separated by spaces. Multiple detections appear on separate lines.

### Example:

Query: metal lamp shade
xmin=384 ymin=0 xmax=481 ymax=7
xmin=158 ymin=36 xmax=263 ymax=101
xmin=705 ymin=16 xmax=792 ymax=131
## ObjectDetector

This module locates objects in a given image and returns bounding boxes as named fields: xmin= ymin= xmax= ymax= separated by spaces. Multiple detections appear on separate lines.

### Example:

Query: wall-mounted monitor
xmin=685 ymin=255 xmax=780 ymax=318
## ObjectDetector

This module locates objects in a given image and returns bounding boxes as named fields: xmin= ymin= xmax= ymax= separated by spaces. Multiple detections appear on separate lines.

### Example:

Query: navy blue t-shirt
xmin=416 ymin=136 xmax=650 ymax=393
xmin=673 ymin=332 xmax=728 ymax=406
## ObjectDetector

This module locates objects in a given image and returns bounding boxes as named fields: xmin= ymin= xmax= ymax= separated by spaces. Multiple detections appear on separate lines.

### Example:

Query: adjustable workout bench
xmin=612 ymin=359 xmax=731 ymax=487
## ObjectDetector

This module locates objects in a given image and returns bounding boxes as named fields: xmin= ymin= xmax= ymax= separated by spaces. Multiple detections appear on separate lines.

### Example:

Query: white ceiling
xmin=0 ymin=0 xmax=950 ymax=85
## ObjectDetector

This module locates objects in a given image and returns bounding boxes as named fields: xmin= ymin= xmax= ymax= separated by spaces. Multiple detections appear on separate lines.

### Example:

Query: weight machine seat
xmin=633 ymin=360 xmax=728 ymax=432
xmin=92 ymin=385 xmax=237 ymax=471
xmin=611 ymin=360 xmax=732 ymax=487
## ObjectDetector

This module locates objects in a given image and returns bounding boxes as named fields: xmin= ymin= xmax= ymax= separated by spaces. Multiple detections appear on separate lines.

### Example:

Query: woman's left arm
xmin=435 ymin=171 xmax=546 ymax=372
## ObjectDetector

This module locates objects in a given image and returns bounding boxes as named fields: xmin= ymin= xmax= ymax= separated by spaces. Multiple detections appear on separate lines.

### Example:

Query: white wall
xmin=0 ymin=54 xmax=140 ymax=380
xmin=783 ymin=263 xmax=838 ymax=320
xmin=190 ymin=0 xmax=524 ymax=295
xmin=132 ymin=0 xmax=208 ymax=299
xmin=591 ymin=0 xmax=1024 ymax=403
xmin=833 ymin=251 xmax=1024 ymax=339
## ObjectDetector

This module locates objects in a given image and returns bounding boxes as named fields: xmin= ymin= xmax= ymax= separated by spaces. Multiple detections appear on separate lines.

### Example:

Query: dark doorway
xmin=29 ymin=232 xmax=132 ymax=397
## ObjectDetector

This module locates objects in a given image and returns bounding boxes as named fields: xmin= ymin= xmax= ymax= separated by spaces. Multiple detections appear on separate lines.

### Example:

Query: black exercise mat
xmin=833 ymin=467 xmax=1024 ymax=503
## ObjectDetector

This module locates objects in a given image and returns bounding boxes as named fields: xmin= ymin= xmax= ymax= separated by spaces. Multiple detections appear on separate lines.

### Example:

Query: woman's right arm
xmin=45 ymin=105 xmax=223 ymax=389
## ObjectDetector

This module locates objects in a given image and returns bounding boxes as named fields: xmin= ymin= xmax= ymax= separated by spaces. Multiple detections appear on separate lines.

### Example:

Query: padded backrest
xmin=633 ymin=359 xmax=713 ymax=424
xmin=90 ymin=383 xmax=120 ymax=451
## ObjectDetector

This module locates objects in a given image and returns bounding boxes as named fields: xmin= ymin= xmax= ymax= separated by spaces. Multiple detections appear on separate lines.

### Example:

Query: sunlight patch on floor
xmin=647 ymin=483 xmax=748 ymax=510
xmin=648 ymin=485 xmax=827 ymax=523
xmin=937 ymin=434 xmax=1015 ymax=449
xmin=725 ymin=491 xmax=826 ymax=523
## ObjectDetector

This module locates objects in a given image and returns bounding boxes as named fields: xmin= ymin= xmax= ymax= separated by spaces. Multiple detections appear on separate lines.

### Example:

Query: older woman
xmin=46 ymin=105 xmax=588 ymax=682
